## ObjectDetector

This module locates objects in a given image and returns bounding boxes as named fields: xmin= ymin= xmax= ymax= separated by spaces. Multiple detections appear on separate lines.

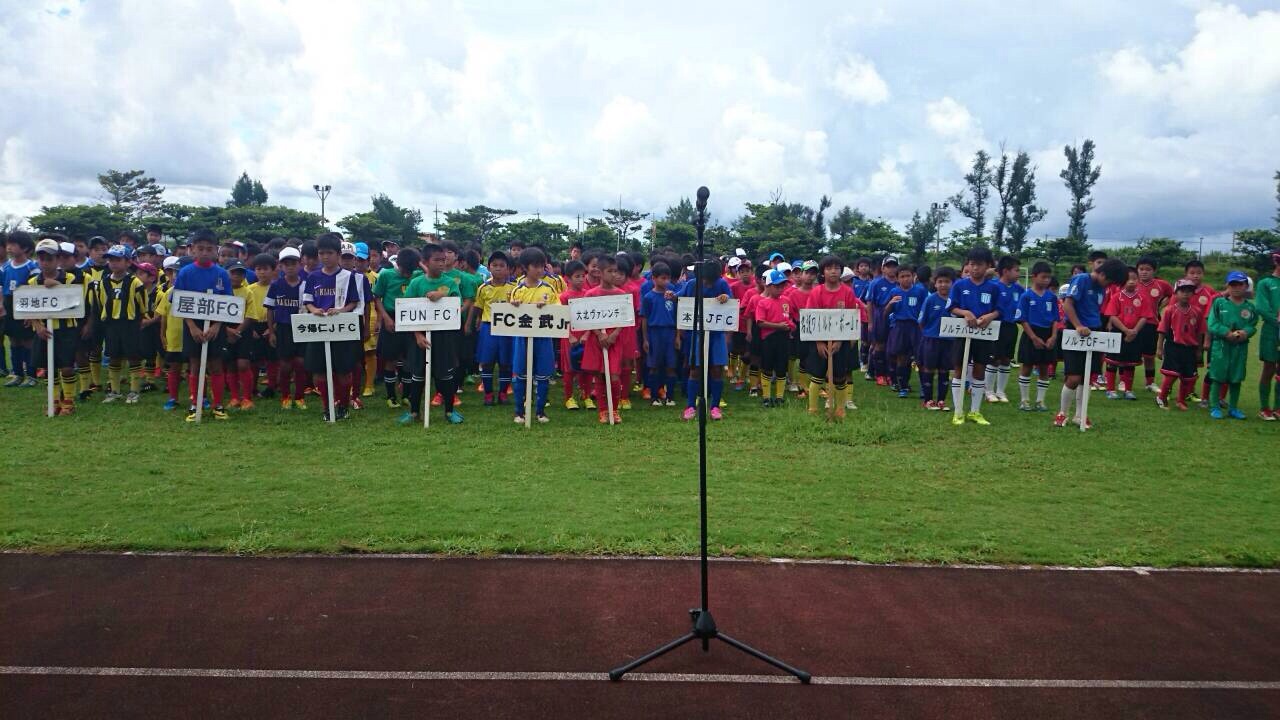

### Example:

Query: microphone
xmin=695 ymin=186 xmax=709 ymax=211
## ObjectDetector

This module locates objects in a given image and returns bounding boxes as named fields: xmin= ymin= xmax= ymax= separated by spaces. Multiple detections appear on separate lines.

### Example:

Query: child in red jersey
xmin=559 ymin=260 xmax=592 ymax=410
xmin=1155 ymin=279 xmax=1205 ymax=410
xmin=803 ymin=255 xmax=863 ymax=418
xmin=616 ymin=254 xmax=642 ymax=410
xmin=1102 ymin=267 xmax=1156 ymax=400
xmin=1135 ymin=256 xmax=1173 ymax=391
xmin=755 ymin=269 xmax=795 ymax=407
xmin=581 ymin=255 xmax=628 ymax=424
xmin=1182 ymin=259 xmax=1219 ymax=405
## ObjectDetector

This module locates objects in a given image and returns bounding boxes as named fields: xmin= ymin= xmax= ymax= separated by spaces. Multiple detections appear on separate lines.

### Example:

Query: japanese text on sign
xmin=489 ymin=302 xmax=571 ymax=338
xmin=170 ymin=290 xmax=245 ymax=324
xmin=396 ymin=296 xmax=462 ymax=332
xmin=798 ymin=309 xmax=861 ymax=341
xmin=12 ymin=285 xmax=85 ymax=320
xmin=568 ymin=295 xmax=636 ymax=331
xmin=676 ymin=298 xmax=739 ymax=332
xmin=939 ymin=317 xmax=1002 ymax=340
xmin=1060 ymin=329 xmax=1122 ymax=354
xmin=290 ymin=312 xmax=362 ymax=342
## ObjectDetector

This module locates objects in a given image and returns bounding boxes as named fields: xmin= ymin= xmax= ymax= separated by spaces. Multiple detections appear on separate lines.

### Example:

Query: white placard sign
xmin=13 ymin=285 xmax=85 ymax=319
xmin=568 ymin=295 xmax=636 ymax=331
xmin=1060 ymin=329 xmax=1122 ymax=354
xmin=396 ymin=296 xmax=462 ymax=331
xmin=939 ymin=316 xmax=1002 ymax=340
xmin=290 ymin=313 xmax=363 ymax=342
xmin=489 ymin=302 xmax=572 ymax=338
xmin=170 ymin=290 xmax=245 ymax=324
xmin=677 ymin=297 xmax=740 ymax=332
xmin=799 ymin=309 xmax=861 ymax=341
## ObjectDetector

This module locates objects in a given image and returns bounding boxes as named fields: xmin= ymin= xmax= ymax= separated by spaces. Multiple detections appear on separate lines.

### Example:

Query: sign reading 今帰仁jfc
xmin=290 ymin=313 xmax=363 ymax=342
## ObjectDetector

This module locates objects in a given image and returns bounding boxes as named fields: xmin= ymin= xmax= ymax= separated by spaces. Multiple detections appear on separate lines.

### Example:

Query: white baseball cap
xmin=58 ymin=241 xmax=76 ymax=255
xmin=162 ymin=256 xmax=181 ymax=270
xmin=279 ymin=247 xmax=301 ymax=261
xmin=776 ymin=262 xmax=794 ymax=273
xmin=727 ymin=256 xmax=742 ymax=268
xmin=340 ymin=242 xmax=357 ymax=257
xmin=841 ymin=266 xmax=855 ymax=280
xmin=734 ymin=247 xmax=748 ymax=258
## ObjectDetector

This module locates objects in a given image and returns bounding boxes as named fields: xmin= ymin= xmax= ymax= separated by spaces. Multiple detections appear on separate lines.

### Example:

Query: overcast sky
xmin=2 ymin=1 xmax=1278 ymax=250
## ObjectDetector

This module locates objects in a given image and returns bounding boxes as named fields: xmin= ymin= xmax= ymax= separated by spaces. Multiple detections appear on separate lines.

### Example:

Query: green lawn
xmin=1 ymin=360 xmax=1276 ymax=567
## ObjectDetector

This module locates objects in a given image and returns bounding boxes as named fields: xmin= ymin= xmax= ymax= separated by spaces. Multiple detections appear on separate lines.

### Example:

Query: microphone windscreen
xmin=696 ymin=186 xmax=710 ymax=210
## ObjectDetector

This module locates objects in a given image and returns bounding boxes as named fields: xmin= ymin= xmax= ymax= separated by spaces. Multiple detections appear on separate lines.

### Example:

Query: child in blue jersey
xmin=1056 ymin=257 xmax=1129 ymax=428
xmin=917 ymin=266 xmax=956 ymax=410
xmin=885 ymin=265 xmax=928 ymax=398
xmin=864 ymin=256 xmax=899 ymax=386
xmin=2 ymin=231 xmax=39 ymax=386
xmin=1016 ymin=261 xmax=1060 ymax=412
xmin=173 ymin=229 xmax=235 ymax=421
xmin=948 ymin=246 xmax=1002 ymax=425
xmin=849 ymin=257 xmax=874 ymax=377
xmin=677 ymin=260 xmax=733 ymax=420
xmin=640 ymin=262 xmax=678 ymax=407
xmin=987 ymin=255 xmax=1024 ymax=403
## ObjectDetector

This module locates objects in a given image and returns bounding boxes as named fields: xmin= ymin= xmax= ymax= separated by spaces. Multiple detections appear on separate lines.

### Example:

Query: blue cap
xmin=151 ymin=243 xmax=168 ymax=256
xmin=1225 ymin=270 xmax=1248 ymax=284
xmin=353 ymin=242 xmax=370 ymax=260
xmin=766 ymin=269 xmax=789 ymax=286
xmin=768 ymin=252 xmax=784 ymax=262
xmin=104 ymin=244 xmax=129 ymax=259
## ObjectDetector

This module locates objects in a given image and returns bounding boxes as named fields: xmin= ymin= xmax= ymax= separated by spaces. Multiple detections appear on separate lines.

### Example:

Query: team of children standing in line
xmin=4 ymin=226 xmax=1279 ymax=427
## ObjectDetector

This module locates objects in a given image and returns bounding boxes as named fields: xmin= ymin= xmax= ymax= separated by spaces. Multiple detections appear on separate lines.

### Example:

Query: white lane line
xmin=2 ymin=667 xmax=1277 ymax=690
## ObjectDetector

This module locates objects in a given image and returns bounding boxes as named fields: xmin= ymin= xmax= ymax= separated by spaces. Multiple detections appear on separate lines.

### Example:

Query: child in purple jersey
xmin=301 ymin=233 xmax=361 ymax=421
xmin=264 ymin=246 xmax=308 ymax=409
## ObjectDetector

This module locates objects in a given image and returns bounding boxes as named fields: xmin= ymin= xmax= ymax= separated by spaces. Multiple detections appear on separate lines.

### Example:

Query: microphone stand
xmin=608 ymin=188 xmax=811 ymax=683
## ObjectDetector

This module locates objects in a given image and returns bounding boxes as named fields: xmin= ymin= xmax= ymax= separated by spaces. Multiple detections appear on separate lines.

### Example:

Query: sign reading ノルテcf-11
xmin=290 ymin=313 xmax=363 ymax=342
xmin=12 ymin=285 xmax=85 ymax=320
xmin=489 ymin=303 xmax=572 ymax=338
xmin=677 ymin=298 xmax=739 ymax=332
xmin=798 ymin=309 xmax=861 ymax=341
xmin=169 ymin=290 xmax=245 ymax=324
xmin=939 ymin=317 xmax=1002 ymax=340
xmin=396 ymin=297 xmax=462 ymax=331
xmin=568 ymin=295 xmax=635 ymax=331
xmin=1060 ymin=329 xmax=1122 ymax=354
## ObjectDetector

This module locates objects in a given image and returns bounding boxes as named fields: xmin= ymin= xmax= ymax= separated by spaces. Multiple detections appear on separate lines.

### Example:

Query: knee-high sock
xmin=534 ymin=376 xmax=549 ymax=414
xmin=1036 ymin=379 xmax=1050 ymax=404
xmin=773 ymin=379 xmax=786 ymax=398
xmin=406 ymin=377 xmax=423 ymax=414
xmin=1179 ymin=376 xmax=1195 ymax=403
xmin=708 ymin=378 xmax=723 ymax=409
xmin=986 ymin=364 xmax=999 ymax=392
xmin=364 ymin=354 xmax=377 ymax=392
xmin=59 ymin=375 xmax=77 ymax=403
xmin=968 ymin=380 xmax=985 ymax=413
xmin=808 ymin=379 xmax=822 ymax=412
xmin=108 ymin=363 xmax=123 ymax=394
xmin=762 ymin=376 xmax=774 ymax=401
xmin=188 ymin=370 xmax=199 ymax=405
xmin=1261 ymin=376 xmax=1273 ymax=410
xmin=167 ymin=366 xmax=180 ymax=400
xmin=1105 ymin=367 xmax=1118 ymax=392
xmin=1120 ymin=368 xmax=1135 ymax=392
xmin=564 ymin=367 xmax=578 ymax=400
xmin=1207 ymin=380 xmax=1220 ymax=408
xmin=921 ymin=372 xmax=933 ymax=402
xmin=88 ymin=357 xmax=101 ymax=386
xmin=129 ymin=362 xmax=143 ymax=393
xmin=646 ymin=368 xmax=662 ymax=400
xmin=1060 ymin=385 xmax=1076 ymax=415
xmin=292 ymin=359 xmax=307 ymax=400
xmin=1018 ymin=374 xmax=1031 ymax=404
xmin=333 ymin=372 xmax=351 ymax=409
xmin=999 ymin=365 xmax=1012 ymax=395
xmin=384 ymin=370 xmax=400 ymax=401
xmin=1227 ymin=382 xmax=1241 ymax=411
xmin=241 ymin=368 xmax=255 ymax=400
xmin=266 ymin=360 xmax=279 ymax=391
xmin=1201 ymin=374 xmax=1211 ymax=399
xmin=686 ymin=377 xmax=701 ymax=408
xmin=1144 ymin=360 xmax=1158 ymax=386
xmin=898 ymin=363 xmax=912 ymax=390
xmin=439 ymin=372 xmax=458 ymax=413
xmin=209 ymin=372 xmax=224 ymax=406
xmin=935 ymin=371 xmax=948 ymax=402
xmin=951 ymin=377 xmax=964 ymax=410
xmin=78 ymin=365 xmax=90 ymax=392
xmin=498 ymin=365 xmax=511 ymax=395
xmin=1159 ymin=373 xmax=1176 ymax=399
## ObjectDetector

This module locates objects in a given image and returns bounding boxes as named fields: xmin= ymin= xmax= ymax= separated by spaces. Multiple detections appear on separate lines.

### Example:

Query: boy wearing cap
xmin=302 ymin=233 xmax=363 ymax=421
xmin=25 ymin=239 xmax=86 ymax=413
xmin=338 ymin=242 xmax=373 ymax=409
xmin=755 ymin=269 xmax=795 ymax=407
xmin=353 ymin=242 xmax=380 ymax=398
xmin=1155 ymin=280 xmax=1204 ymax=411
xmin=1256 ymin=250 xmax=1280 ymax=420
xmin=2 ymin=230 xmax=38 ymax=386
xmin=89 ymin=244 xmax=146 ymax=404
xmin=135 ymin=262 xmax=163 ymax=394
xmin=174 ymin=229 xmax=234 ymax=420
xmin=265 ymin=246 xmax=308 ymax=410
xmin=1205 ymin=271 xmax=1259 ymax=420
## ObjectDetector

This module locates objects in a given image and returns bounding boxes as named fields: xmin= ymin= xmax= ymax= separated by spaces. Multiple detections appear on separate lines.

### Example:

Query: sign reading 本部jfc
xmin=395 ymin=296 xmax=462 ymax=332
xmin=290 ymin=313 xmax=363 ymax=342
xmin=676 ymin=297 xmax=739 ymax=332
xmin=12 ymin=285 xmax=85 ymax=320
xmin=568 ymin=294 xmax=636 ymax=331
xmin=489 ymin=302 xmax=572 ymax=338
xmin=170 ymin=290 xmax=245 ymax=324
xmin=939 ymin=316 xmax=1002 ymax=340
xmin=1060 ymin=329 xmax=1122 ymax=354
xmin=798 ymin=309 xmax=861 ymax=341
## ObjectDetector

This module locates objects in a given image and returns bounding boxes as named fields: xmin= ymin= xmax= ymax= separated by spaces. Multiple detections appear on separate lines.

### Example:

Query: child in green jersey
xmin=1206 ymin=271 xmax=1259 ymax=420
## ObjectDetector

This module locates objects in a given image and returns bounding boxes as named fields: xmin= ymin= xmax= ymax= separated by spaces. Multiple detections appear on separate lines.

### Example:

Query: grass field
xmin=1 ymin=358 xmax=1276 ymax=567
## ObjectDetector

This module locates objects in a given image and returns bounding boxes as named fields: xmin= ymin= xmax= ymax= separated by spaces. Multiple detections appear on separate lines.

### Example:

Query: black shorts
xmin=759 ymin=331 xmax=790 ymax=377
xmin=1137 ymin=323 xmax=1158 ymax=357
xmin=1106 ymin=335 xmax=1142 ymax=367
xmin=182 ymin=322 xmax=227 ymax=359
xmin=802 ymin=340 xmax=855 ymax=379
xmin=273 ymin=321 xmax=303 ymax=360
xmin=748 ymin=325 xmax=763 ymax=360
xmin=304 ymin=339 xmax=359 ymax=375
xmin=165 ymin=351 xmax=185 ymax=365
xmin=3 ymin=301 xmax=35 ymax=340
xmin=789 ymin=329 xmax=803 ymax=359
xmin=731 ymin=331 xmax=747 ymax=356
xmin=138 ymin=325 xmax=162 ymax=361
xmin=1161 ymin=341 xmax=1198 ymax=379
xmin=404 ymin=329 xmax=461 ymax=381
xmin=377 ymin=328 xmax=413 ymax=362
xmin=1017 ymin=325 xmax=1058 ymax=366
xmin=102 ymin=320 xmax=141 ymax=360
xmin=992 ymin=320 xmax=1018 ymax=360
xmin=950 ymin=338 xmax=994 ymax=369
xmin=35 ymin=326 xmax=79 ymax=369
xmin=1062 ymin=327 xmax=1102 ymax=377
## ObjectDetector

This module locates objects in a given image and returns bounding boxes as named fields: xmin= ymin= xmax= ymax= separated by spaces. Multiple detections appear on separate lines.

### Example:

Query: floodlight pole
xmin=608 ymin=187 xmax=810 ymax=684
xmin=313 ymin=184 xmax=331 ymax=224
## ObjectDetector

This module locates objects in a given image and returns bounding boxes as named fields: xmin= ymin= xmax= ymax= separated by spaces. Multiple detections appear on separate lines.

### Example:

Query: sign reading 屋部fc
xmin=169 ymin=290 xmax=246 ymax=324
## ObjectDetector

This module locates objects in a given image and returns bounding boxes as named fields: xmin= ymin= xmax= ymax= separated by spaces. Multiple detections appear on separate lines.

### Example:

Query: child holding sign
xmin=402 ymin=244 xmax=463 ymax=425
xmin=803 ymin=255 xmax=861 ymax=416
xmin=509 ymin=247 xmax=560 ymax=424
xmin=302 ymin=233 xmax=363 ymax=422
xmin=677 ymin=261 xmax=732 ymax=421
xmin=1205 ymin=271 xmax=1259 ymax=420
xmin=174 ymin=230 xmax=234 ymax=421
xmin=471 ymin=251 xmax=517 ymax=406
xmin=582 ymin=255 xmax=628 ymax=424
xmin=1056 ymin=258 xmax=1128 ymax=428
xmin=25 ymin=239 xmax=85 ymax=415
xmin=559 ymin=260 xmax=593 ymax=410
xmin=948 ymin=247 xmax=1002 ymax=426
xmin=92 ymin=244 xmax=146 ymax=405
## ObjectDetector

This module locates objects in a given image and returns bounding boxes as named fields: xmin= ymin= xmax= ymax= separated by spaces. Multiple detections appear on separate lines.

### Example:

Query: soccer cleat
xmin=1145 ymin=383 xmax=1159 ymax=393
xmin=449 ymin=410 xmax=466 ymax=424
xmin=387 ymin=397 xmax=402 ymax=409
xmin=1080 ymin=417 xmax=1093 ymax=430
xmin=876 ymin=376 xmax=889 ymax=386
xmin=350 ymin=398 xmax=362 ymax=411
xmin=125 ymin=392 xmax=140 ymax=404
xmin=923 ymin=400 xmax=935 ymax=410
xmin=497 ymin=390 xmax=509 ymax=404
xmin=1105 ymin=391 xmax=1120 ymax=400
xmin=1186 ymin=392 xmax=1201 ymax=403
xmin=710 ymin=407 xmax=723 ymax=420
xmin=484 ymin=393 xmax=496 ymax=406
xmin=212 ymin=406 xmax=229 ymax=420
xmin=664 ymin=398 xmax=677 ymax=406
xmin=536 ymin=414 xmax=549 ymax=424
xmin=228 ymin=399 xmax=242 ymax=410
xmin=1019 ymin=401 xmax=1032 ymax=411
xmin=397 ymin=411 xmax=416 ymax=425
xmin=185 ymin=408 xmax=199 ymax=423
xmin=1260 ymin=409 xmax=1276 ymax=421
xmin=682 ymin=406 xmax=697 ymax=421
xmin=362 ymin=387 xmax=374 ymax=397
xmin=761 ymin=398 xmax=772 ymax=409
xmin=294 ymin=399 xmax=308 ymax=410
xmin=78 ymin=389 xmax=94 ymax=401
xmin=334 ymin=406 xmax=349 ymax=421
xmin=514 ymin=415 xmax=526 ymax=424
xmin=3 ymin=374 xmax=19 ymax=387
xmin=951 ymin=414 xmax=966 ymax=426
xmin=788 ymin=383 xmax=800 ymax=393
xmin=163 ymin=398 xmax=178 ymax=411
xmin=1227 ymin=408 xmax=1246 ymax=420
xmin=599 ymin=410 xmax=609 ymax=424
xmin=140 ymin=382 xmax=157 ymax=393
xmin=1155 ymin=394 xmax=1168 ymax=409
xmin=282 ymin=398 xmax=294 ymax=410
xmin=1053 ymin=412 xmax=1068 ymax=427
xmin=565 ymin=397 xmax=580 ymax=410
xmin=996 ymin=393 xmax=1010 ymax=403
xmin=584 ymin=397 xmax=597 ymax=410
xmin=612 ymin=411 xmax=622 ymax=424
xmin=618 ymin=399 xmax=632 ymax=411
xmin=748 ymin=387 xmax=760 ymax=397
xmin=898 ymin=388 xmax=909 ymax=399
xmin=1123 ymin=391 xmax=1137 ymax=401
xmin=240 ymin=399 xmax=255 ymax=411
xmin=431 ymin=393 xmax=443 ymax=406
xmin=966 ymin=412 xmax=990 ymax=426
xmin=846 ymin=400 xmax=858 ymax=411
xmin=20 ymin=376 xmax=38 ymax=388
xmin=641 ymin=388 xmax=652 ymax=401
xmin=985 ymin=392 xmax=999 ymax=403
xmin=652 ymin=400 xmax=664 ymax=407
xmin=102 ymin=391 xmax=123 ymax=403
xmin=1175 ymin=400 xmax=1189 ymax=411
xmin=1198 ymin=399 xmax=1209 ymax=410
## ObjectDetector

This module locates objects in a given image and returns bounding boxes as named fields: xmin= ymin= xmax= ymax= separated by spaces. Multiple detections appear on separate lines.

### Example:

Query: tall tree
xmin=1005 ymin=151 xmax=1047 ymax=256
xmin=97 ymin=169 xmax=165 ymax=221
xmin=733 ymin=200 xmax=822 ymax=259
xmin=1028 ymin=235 xmax=1092 ymax=265
xmin=663 ymin=197 xmax=695 ymax=225
xmin=439 ymin=205 xmax=517 ymax=247
xmin=904 ymin=202 xmax=951 ymax=264
xmin=813 ymin=195 xmax=832 ymax=240
xmin=576 ymin=219 xmax=618 ymax=251
xmin=602 ymin=206 xmax=649 ymax=250
xmin=29 ymin=204 xmax=131 ymax=239
xmin=988 ymin=147 xmax=1012 ymax=249
xmin=949 ymin=150 xmax=992 ymax=239
xmin=827 ymin=206 xmax=866 ymax=245
xmin=494 ymin=218 xmax=572 ymax=256
xmin=1234 ymin=229 xmax=1280 ymax=274
xmin=338 ymin=194 xmax=423 ymax=245
xmin=228 ymin=171 xmax=269 ymax=207
xmin=1061 ymin=139 xmax=1102 ymax=243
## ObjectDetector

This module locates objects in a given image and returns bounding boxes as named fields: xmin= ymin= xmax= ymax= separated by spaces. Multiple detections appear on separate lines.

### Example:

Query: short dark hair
xmin=597 ymin=254 xmax=617 ymax=271
xmin=440 ymin=240 xmax=459 ymax=254
xmin=396 ymin=248 xmax=421 ymax=272
xmin=6 ymin=230 xmax=34 ymax=252
xmin=487 ymin=250 xmax=510 ymax=268
xmin=251 ymin=253 xmax=276 ymax=270
xmin=1184 ymin=259 xmax=1205 ymax=271
xmin=190 ymin=228 xmax=217 ymax=247
xmin=614 ymin=253 xmax=633 ymax=277
xmin=146 ymin=224 xmax=163 ymax=235
xmin=1096 ymin=258 xmax=1129 ymax=286
xmin=651 ymin=261 xmax=672 ymax=279
xmin=855 ymin=256 xmax=872 ymax=267
xmin=570 ymin=242 xmax=583 ymax=251
xmin=966 ymin=246 xmax=995 ymax=266
xmin=564 ymin=260 xmax=586 ymax=276
xmin=934 ymin=265 xmax=957 ymax=281
xmin=518 ymin=247 xmax=546 ymax=269
xmin=1088 ymin=251 xmax=1108 ymax=262
xmin=315 ymin=234 xmax=342 ymax=253
xmin=1030 ymin=261 xmax=1053 ymax=276
xmin=300 ymin=240 xmax=318 ymax=259
xmin=117 ymin=230 xmax=138 ymax=244
xmin=1136 ymin=256 xmax=1157 ymax=270
xmin=422 ymin=243 xmax=445 ymax=260
xmin=818 ymin=255 xmax=843 ymax=272
xmin=1070 ymin=263 xmax=1087 ymax=275
xmin=996 ymin=255 xmax=1020 ymax=273
xmin=460 ymin=249 xmax=481 ymax=272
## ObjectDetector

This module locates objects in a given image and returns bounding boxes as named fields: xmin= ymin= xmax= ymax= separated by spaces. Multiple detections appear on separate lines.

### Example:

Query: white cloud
xmin=831 ymin=55 xmax=889 ymax=105
xmin=925 ymin=97 xmax=988 ymax=170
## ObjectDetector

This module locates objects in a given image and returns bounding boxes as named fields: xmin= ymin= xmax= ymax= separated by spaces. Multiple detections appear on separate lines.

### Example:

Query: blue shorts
xmin=475 ymin=322 xmax=513 ymax=366
xmin=917 ymin=336 xmax=953 ymax=370
xmin=887 ymin=321 xmax=921 ymax=358
xmin=683 ymin=330 xmax=728 ymax=367
xmin=512 ymin=337 xmax=555 ymax=378
xmin=872 ymin=306 xmax=891 ymax=343
xmin=647 ymin=326 xmax=677 ymax=370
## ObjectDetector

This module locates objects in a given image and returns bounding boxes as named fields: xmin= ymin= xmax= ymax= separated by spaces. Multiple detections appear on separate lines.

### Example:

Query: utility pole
xmin=1199 ymin=236 xmax=1204 ymax=259
xmin=313 ymin=184 xmax=331 ymax=224
xmin=433 ymin=202 xmax=440 ymax=233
